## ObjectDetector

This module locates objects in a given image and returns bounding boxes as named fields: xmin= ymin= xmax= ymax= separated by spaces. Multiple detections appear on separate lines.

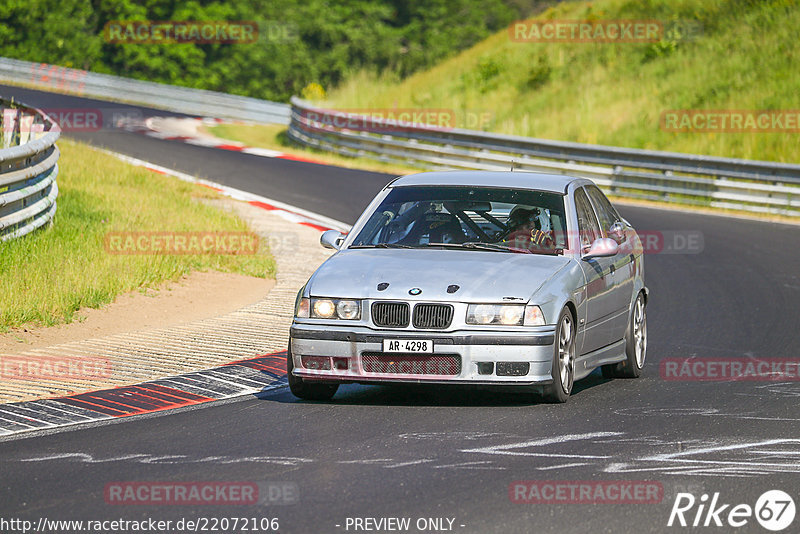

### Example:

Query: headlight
xmin=307 ymin=298 xmax=362 ymax=320
xmin=466 ymin=304 xmax=545 ymax=326
xmin=336 ymin=300 xmax=360 ymax=320
xmin=471 ymin=304 xmax=497 ymax=325
xmin=312 ymin=299 xmax=336 ymax=318
xmin=499 ymin=306 xmax=524 ymax=325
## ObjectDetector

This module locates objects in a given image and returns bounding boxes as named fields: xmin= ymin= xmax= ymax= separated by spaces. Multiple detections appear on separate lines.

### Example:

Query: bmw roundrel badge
xmin=408 ymin=288 xmax=422 ymax=296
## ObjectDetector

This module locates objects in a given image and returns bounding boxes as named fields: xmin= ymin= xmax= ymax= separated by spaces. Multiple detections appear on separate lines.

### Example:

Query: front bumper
xmin=289 ymin=323 xmax=557 ymax=385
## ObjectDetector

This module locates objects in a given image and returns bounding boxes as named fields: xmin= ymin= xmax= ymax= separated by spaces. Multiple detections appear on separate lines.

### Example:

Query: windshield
xmin=350 ymin=186 xmax=567 ymax=254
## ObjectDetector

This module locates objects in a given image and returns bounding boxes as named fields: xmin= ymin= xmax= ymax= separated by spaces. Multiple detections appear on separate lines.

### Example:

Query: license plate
xmin=383 ymin=339 xmax=433 ymax=353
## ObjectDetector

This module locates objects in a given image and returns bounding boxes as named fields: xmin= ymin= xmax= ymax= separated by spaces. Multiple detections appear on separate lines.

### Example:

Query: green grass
xmin=322 ymin=0 xmax=799 ymax=164
xmin=0 ymin=139 xmax=276 ymax=330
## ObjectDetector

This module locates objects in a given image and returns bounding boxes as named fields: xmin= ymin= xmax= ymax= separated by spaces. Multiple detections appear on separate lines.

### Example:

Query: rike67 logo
xmin=668 ymin=490 xmax=795 ymax=531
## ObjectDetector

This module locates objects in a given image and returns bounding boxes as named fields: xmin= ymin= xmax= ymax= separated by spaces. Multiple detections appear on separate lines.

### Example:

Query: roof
xmin=389 ymin=171 xmax=583 ymax=193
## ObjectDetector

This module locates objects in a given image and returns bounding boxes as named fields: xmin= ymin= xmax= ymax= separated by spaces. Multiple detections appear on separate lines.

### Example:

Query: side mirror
xmin=609 ymin=221 xmax=627 ymax=244
xmin=320 ymin=230 xmax=345 ymax=250
xmin=582 ymin=237 xmax=619 ymax=260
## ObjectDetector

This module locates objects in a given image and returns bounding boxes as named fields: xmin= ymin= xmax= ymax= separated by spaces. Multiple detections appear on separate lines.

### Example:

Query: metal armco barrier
xmin=0 ymin=56 xmax=290 ymax=125
xmin=0 ymin=98 xmax=60 ymax=241
xmin=288 ymin=97 xmax=800 ymax=217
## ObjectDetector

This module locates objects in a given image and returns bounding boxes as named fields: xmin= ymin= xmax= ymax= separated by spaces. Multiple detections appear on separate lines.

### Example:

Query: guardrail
xmin=0 ymin=98 xmax=60 ymax=241
xmin=288 ymin=97 xmax=800 ymax=217
xmin=0 ymin=56 xmax=290 ymax=125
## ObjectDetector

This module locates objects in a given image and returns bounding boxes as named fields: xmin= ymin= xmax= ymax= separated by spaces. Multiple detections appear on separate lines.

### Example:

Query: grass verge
xmin=0 ymin=138 xmax=276 ymax=330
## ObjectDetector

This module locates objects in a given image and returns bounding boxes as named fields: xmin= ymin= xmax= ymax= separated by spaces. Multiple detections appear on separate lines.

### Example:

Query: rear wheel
xmin=541 ymin=308 xmax=575 ymax=403
xmin=602 ymin=292 xmax=647 ymax=378
xmin=287 ymin=345 xmax=339 ymax=401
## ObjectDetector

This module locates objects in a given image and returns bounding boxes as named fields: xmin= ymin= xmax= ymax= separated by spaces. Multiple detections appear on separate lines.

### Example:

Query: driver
xmin=502 ymin=206 xmax=555 ymax=250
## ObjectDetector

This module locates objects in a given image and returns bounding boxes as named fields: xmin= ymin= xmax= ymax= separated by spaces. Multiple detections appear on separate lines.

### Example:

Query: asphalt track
xmin=1 ymin=85 xmax=799 ymax=533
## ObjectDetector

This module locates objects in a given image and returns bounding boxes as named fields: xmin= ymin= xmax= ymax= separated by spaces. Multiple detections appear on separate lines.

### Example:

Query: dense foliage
xmin=0 ymin=0 xmax=526 ymax=101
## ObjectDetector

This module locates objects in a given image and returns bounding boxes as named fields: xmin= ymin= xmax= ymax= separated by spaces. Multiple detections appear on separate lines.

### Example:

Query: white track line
xmin=96 ymin=147 xmax=351 ymax=233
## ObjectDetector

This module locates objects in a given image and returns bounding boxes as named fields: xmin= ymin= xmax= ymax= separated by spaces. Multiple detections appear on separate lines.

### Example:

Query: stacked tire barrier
xmin=288 ymin=97 xmax=800 ymax=217
xmin=0 ymin=98 xmax=60 ymax=241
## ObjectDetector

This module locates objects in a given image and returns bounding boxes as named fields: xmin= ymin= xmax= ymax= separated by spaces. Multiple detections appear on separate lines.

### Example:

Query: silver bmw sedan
xmin=289 ymin=171 xmax=648 ymax=403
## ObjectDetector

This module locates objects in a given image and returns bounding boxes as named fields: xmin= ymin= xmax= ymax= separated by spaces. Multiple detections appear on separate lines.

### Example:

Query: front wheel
xmin=602 ymin=292 xmax=647 ymax=379
xmin=541 ymin=308 xmax=575 ymax=403
xmin=287 ymin=345 xmax=339 ymax=401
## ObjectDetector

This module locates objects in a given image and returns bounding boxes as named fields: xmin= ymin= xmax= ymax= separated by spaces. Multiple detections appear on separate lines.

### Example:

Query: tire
xmin=602 ymin=292 xmax=647 ymax=379
xmin=287 ymin=344 xmax=339 ymax=401
xmin=541 ymin=308 xmax=576 ymax=403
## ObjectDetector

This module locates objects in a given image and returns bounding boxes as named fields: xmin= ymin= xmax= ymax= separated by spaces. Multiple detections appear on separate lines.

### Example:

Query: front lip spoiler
xmin=290 ymin=327 xmax=555 ymax=346
xmin=294 ymin=371 xmax=554 ymax=387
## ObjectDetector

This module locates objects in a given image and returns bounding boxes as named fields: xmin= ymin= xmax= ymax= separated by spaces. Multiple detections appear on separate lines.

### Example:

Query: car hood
xmin=307 ymin=248 xmax=571 ymax=302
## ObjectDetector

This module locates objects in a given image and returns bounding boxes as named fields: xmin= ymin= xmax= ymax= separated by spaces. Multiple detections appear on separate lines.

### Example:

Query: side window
xmin=574 ymin=188 xmax=600 ymax=249
xmin=585 ymin=185 xmax=620 ymax=235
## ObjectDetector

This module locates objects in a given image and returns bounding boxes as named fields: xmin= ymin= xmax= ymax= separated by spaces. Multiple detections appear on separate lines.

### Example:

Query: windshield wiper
xmin=462 ymin=242 xmax=532 ymax=253
xmin=350 ymin=243 xmax=414 ymax=249
xmin=422 ymin=242 xmax=529 ymax=253
xmin=428 ymin=242 xmax=563 ymax=255
xmin=466 ymin=242 xmax=564 ymax=256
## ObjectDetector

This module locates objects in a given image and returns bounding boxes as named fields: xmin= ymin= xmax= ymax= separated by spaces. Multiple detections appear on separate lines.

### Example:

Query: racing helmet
xmin=507 ymin=206 xmax=541 ymax=230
